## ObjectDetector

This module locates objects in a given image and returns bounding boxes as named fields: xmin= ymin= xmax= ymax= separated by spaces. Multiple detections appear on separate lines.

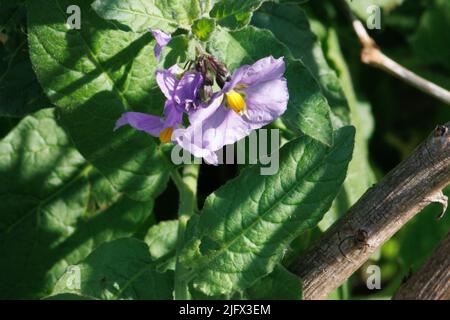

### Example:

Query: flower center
xmin=159 ymin=127 xmax=174 ymax=143
xmin=225 ymin=90 xmax=247 ymax=115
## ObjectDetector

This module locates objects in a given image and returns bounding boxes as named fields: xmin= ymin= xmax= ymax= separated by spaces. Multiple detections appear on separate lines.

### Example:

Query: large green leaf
xmin=207 ymin=26 xmax=334 ymax=146
xmin=145 ymin=219 xmax=179 ymax=272
xmin=145 ymin=220 xmax=178 ymax=261
xmin=91 ymin=0 xmax=201 ymax=33
xmin=237 ymin=264 xmax=301 ymax=300
xmin=52 ymin=238 xmax=174 ymax=299
xmin=27 ymin=0 xmax=170 ymax=201
xmin=179 ymin=126 xmax=355 ymax=296
xmin=160 ymin=34 xmax=195 ymax=68
xmin=252 ymin=2 xmax=351 ymax=127
xmin=209 ymin=0 xmax=266 ymax=30
xmin=0 ymin=109 xmax=155 ymax=299
xmin=0 ymin=1 xmax=49 ymax=117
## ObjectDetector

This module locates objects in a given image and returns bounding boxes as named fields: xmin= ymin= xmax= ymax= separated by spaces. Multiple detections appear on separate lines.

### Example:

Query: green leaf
xmin=179 ymin=126 xmax=355 ymax=296
xmin=161 ymin=34 xmax=195 ymax=68
xmin=0 ymin=109 xmax=156 ymax=299
xmin=145 ymin=220 xmax=179 ymax=272
xmin=252 ymin=2 xmax=351 ymax=127
xmin=91 ymin=0 xmax=201 ymax=33
xmin=283 ymin=59 xmax=334 ymax=146
xmin=192 ymin=17 xmax=216 ymax=41
xmin=28 ymin=0 xmax=170 ymax=201
xmin=210 ymin=0 xmax=266 ymax=30
xmin=238 ymin=264 xmax=301 ymax=300
xmin=207 ymin=26 xmax=333 ymax=146
xmin=146 ymin=220 xmax=178 ymax=260
xmin=0 ymin=1 xmax=49 ymax=117
xmin=53 ymin=238 xmax=174 ymax=299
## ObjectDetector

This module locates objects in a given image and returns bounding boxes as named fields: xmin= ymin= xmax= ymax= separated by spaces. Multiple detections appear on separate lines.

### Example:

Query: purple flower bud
xmin=151 ymin=29 xmax=171 ymax=62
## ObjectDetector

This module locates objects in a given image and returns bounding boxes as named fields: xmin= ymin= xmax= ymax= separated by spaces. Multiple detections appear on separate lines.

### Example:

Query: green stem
xmin=172 ymin=164 xmax=200 ymax=300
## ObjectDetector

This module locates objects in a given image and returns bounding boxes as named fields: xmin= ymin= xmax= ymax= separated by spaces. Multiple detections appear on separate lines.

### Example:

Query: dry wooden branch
xmin=393 ymin=231 xmax=450 ymax=300
xmin=339 ymin=0 xmax=450 ymax=105
xmin=290 ymin=123 xmax=450 ymax=300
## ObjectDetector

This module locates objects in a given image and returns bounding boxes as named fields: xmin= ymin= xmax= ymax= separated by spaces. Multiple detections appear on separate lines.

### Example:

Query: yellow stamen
xmin=225 ymin=90 xmax=247 ymax=115
xmin=159 ymin=127 xmax=173 ymax=144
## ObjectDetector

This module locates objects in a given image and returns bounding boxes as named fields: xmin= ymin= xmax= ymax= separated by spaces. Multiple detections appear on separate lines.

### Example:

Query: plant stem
xmin=290 ymin=123 xmax=450 ymax=299
xmin=172 ymin=164 xmax=200 ymax=300
xmin=338 ymin=0 xmax=450 ymax=105
xmin=393 ymin=231 xmax=450 ymax=300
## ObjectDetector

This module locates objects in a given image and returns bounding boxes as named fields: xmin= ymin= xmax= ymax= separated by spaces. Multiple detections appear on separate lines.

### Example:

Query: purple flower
xmin=172 ymin=56 xmax=289 ymax=164
xmin=151 ymin=29 xmax=171 ymax=61
xmin=115 ymin=65 xmax=203 ymax=143
xmin=156 ymin=65 xmax=204 ymax=114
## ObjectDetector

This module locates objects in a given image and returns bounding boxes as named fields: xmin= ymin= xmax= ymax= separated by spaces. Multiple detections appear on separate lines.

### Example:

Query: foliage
xmin=0 ymin=0 xmax=448 ymax=300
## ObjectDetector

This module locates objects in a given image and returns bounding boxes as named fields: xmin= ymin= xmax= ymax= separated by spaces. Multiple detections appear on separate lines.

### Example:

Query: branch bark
xmin=339 ymin=0 xmax=450 ymax=105
xmin=393 ymin=231 xmax=450 ymax=300
xmin=290 ymin=123 xmax=450 ymax=300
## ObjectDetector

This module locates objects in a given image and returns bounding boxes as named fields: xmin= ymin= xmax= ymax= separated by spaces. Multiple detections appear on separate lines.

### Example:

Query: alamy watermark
xmin=66 ymin=5 xmax=81 ymax=30
xmin=366 ymin=265 xmax=381 ymax=290
xmin=171 ymin=129 xmax=280 ymax=176
xmin=366 ymin=5 xmax=381 ymax=30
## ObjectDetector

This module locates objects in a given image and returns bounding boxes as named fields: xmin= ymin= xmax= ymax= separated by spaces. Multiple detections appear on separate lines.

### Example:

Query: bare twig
xmin=393 ymin=231 xmax=450 ymax=300
xmin=339 ymin=0 xmax=450 ymax=105
xmin=290 ymin=123 xmax=450 ymax=300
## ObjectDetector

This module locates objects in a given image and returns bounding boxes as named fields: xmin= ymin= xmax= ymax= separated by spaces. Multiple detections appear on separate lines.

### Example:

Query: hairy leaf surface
xmin=0 ymin=109 xmax=155 ymax=298
xmin=209 ymin=0 xmax=266 ymax=30
xmin=53 ymin=238 xmax=173 ymax=299
xmin=91 ymin=0 xmax=201 ymax=32
xmin=179 ymin=126 xmax=355 ymax=296
xmin=28 ymin=0 xmax=170 ymax=201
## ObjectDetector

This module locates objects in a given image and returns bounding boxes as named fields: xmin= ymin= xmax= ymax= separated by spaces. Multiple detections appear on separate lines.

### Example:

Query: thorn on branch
xmin=423 ymin=191 xmax=448 ymax=220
